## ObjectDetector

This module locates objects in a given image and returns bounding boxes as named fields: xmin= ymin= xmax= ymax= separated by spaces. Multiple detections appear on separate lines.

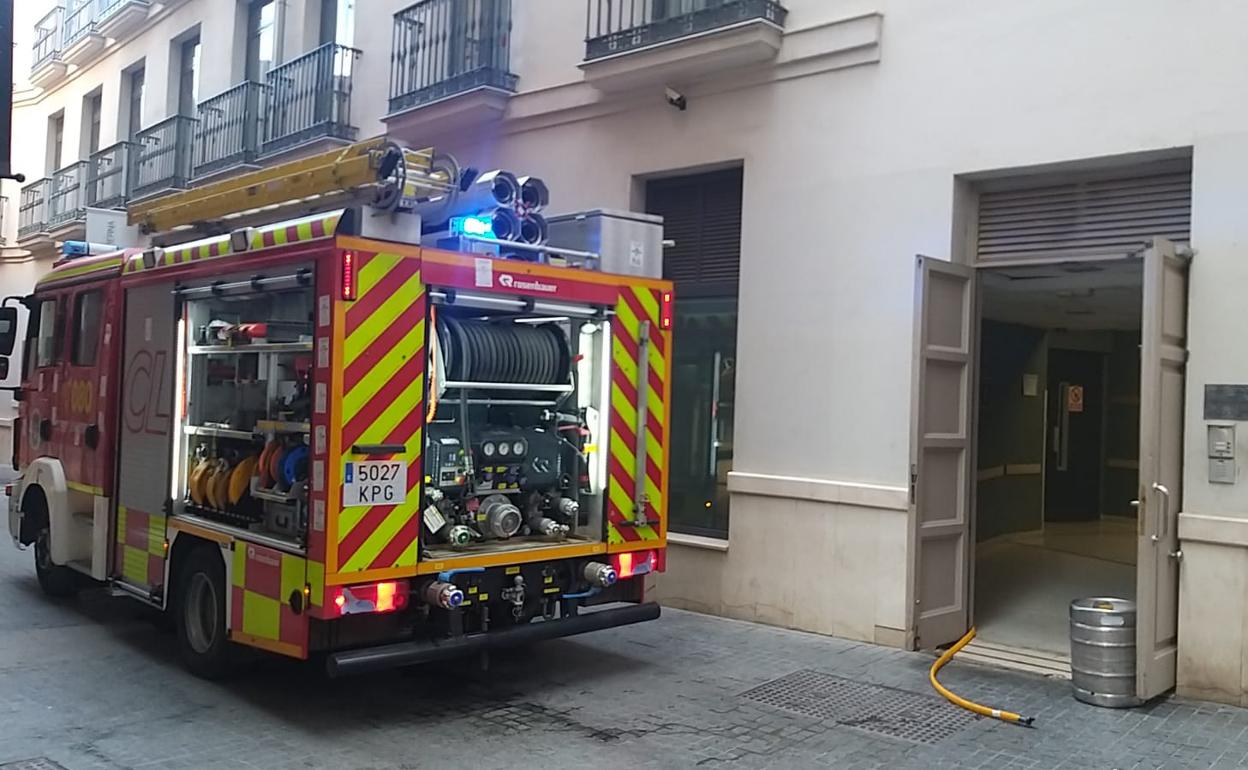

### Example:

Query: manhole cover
xmin=741 ymin=669 xmax=978 ymax=745
xmin=0 ymin=760 xmax=70 ymax=770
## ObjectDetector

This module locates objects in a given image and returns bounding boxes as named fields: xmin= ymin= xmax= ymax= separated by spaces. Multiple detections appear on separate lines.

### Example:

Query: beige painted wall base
xmin=650 ymin=475 xmax=908 ymax=645
xmin=1176 ymin=515 xmax=1248 ymax=707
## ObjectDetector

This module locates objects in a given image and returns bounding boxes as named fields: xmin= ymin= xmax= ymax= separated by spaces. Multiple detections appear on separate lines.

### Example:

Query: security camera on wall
xmin=665 ymin=87 xmax=687 ymax=111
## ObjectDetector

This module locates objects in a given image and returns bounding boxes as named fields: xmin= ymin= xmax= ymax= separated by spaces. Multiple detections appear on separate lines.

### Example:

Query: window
xmin=47 ymin=113 xmax=65 ymax=174
xmin=71 ymin=291 xmax=103 ymax=366
xmin=127 ymin=67 xmax=146 ymax=139
xmin=246 ymin=0 xmax=277 ymax=81
xmin=319 ymin=0 xmax=354 ymax=46
xmin=645 ymin=167 xmax=744 ymax=539
xmin=178 ymin=35 xmax=201 ymax=117
xmin=84 ymin=92 xmax=102 ymax=155
xmin=35 ymin=299 xmax=61 ymax=368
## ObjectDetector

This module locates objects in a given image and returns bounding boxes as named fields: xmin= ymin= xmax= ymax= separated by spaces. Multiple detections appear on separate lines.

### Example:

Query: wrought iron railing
xmin=194 ymin=81 xmax=268 ymax=176
xmin=33 ymin=6 xmax=65 ymax=70
xmin=389 ymin=0 xmax=517 ymax=114
xmin=100 ymin=0 xmax=148 ymax=21
xmin=18 ymin=179 xmax=51 ymax=238
xmin=262 ymin=43 xmax=361 ymax=155
xmin=584 ymin=0 xmax=787 ymax=60
xmin=63 ymin=0 xmax=99 ymax=48
xmin=87 ymin=141 xmax=134 ymax=209
xmin=48 ymin=162 xmax=89 ymax=227
xmin=130 ymin=115 xmax=196 ymax=199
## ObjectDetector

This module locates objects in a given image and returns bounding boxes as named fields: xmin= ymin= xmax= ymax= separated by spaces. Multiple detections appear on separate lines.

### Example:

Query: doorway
xmin=910 ymin=240 xmax=1186 ymax=700
xmin=972 ymin=260 xmax=1141 ymax=657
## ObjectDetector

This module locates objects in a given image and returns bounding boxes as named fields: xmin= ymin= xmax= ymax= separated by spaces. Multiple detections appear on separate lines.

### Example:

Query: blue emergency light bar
xmin=62 ymin=241 xmax=120 ymax=258
xmin=449 ymin=215 xmax=496 ymax=239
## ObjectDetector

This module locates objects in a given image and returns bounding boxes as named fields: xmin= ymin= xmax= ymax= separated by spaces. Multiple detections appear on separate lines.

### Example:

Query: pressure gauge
xmin=482 ymin=442 xmax=496 ymax=457
xmin=512 ymin=441 xmax=526 ymax=456
xmin=498 ymin=442 xmax=510 ymax=456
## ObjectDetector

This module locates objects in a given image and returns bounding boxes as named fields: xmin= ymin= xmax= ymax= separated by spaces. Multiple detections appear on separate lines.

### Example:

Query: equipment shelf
xmin=255 ymin=420 xmax=312 ymax=434
xmin=187 ymin=342 xmax=314 ymax=355
xmin=184 ymin=425 xmax=258 ymax=441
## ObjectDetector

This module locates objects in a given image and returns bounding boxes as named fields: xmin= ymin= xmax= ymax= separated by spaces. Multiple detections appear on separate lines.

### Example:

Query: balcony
xmin=87 ymin=141 xmax=135 ymax=209
xmin=47 ymin=161 xmax=89 ymax=237
xmin=18 ymin=179 xmax=51 ymax=242
xmin=31 ymin=7 xmax=69 ymax=89
xmin=96 ymin=0 xmax=151 ymax=39
xmin=130 ymin=115 xmax=196 ymax=200
xmin=194 ymin=81 xmax=268 ymax=178
xmin=386 ymin=0 xmax=517 ymax=134
xmin=62 ymin=0 xmax=107 ymax=67
xmin=581 ymin=0 xmax=787 ymax=91
xmin=262 ymin=43 xmax=360 ymax=156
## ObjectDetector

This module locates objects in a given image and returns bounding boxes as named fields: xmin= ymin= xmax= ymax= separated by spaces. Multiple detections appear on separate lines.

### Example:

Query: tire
xmin=175 ymin=546 xmax=233 ymax=679
xmin=33 ymin=522 xmax=78 ymax=598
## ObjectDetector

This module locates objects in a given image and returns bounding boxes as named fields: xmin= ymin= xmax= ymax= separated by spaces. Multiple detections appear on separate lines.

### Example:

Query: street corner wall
xmin=651 ymin=474 xmax=910 ymax=647
xmin=1176 ymin=133 xmax=1248 ymax=707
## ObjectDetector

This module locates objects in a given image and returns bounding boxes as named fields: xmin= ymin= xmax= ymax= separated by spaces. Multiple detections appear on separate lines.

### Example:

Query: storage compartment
xmin=420 ymin=302 xmax=611 ymax=559
xmin=174 ymin=270 xmax=315 ymax=544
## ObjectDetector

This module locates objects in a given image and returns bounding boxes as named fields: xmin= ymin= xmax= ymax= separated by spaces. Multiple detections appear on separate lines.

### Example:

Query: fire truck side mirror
xmin=0 ymin=305 xmax=17 ymax=356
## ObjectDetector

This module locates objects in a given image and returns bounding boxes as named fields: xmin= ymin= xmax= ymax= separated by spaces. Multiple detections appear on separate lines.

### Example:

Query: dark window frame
xmin=127 ymin=66 xmax=146 ymax=139
xmin=70 ymin=290 xmax=104 ymax=367
xmin=34 ymin=297 xmax=63 ymax=369
xmin=644 ymin=165 xmax=743 ymax=539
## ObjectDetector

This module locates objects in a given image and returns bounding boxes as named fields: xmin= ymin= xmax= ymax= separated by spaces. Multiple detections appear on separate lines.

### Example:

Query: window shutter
xmin=646 ymin=168 xmax=742 ymax=297
xmin=977 ymin=167 xmax=1191 ymax=263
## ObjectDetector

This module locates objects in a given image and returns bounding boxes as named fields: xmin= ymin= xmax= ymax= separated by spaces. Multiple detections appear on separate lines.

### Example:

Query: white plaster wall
xmin=8 ymin=0 xmax=1248 ymax=701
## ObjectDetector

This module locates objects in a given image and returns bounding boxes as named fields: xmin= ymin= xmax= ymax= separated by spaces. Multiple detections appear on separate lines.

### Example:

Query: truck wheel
xmin=34 ymin=523 xmax=78 ymax=598
xmin=176 ymin=546 xmax=233 ymax=679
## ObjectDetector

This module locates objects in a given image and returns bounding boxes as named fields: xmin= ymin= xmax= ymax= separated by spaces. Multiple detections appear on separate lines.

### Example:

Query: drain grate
xmin=741 ymin=669 xmax=978 ymax=745
xmin=0 ymin=760 xmax=70 ymax=770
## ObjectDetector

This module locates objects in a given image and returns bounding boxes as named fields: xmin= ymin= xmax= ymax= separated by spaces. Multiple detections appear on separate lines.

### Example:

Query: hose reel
xmin=437 ymin=317 xmax=571 ymax=385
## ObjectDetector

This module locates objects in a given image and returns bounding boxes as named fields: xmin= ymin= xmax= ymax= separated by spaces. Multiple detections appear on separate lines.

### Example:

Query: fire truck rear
xmin=1 ymin=139 xmax=671 ymax=677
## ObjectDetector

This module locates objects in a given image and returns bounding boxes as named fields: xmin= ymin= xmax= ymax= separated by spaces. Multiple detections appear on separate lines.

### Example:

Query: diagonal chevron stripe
xmin=335 ymin=251 xmax=427 ymax=576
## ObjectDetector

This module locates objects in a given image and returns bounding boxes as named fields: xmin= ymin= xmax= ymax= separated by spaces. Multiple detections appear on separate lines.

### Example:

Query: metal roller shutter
xmin=646 ymin=167 xmax=742 ymax=297
xmin=976 ymin=166 xmax=1192 ymax=263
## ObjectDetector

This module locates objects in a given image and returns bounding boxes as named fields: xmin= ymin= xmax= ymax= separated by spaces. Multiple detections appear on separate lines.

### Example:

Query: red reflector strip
xmin=660 ymin=291 xmax=673 ymax=330
xmin=342 ymin=250 xmax=356 ymax=300
xmin=326 ymin=580 xmax=408 ymax=617
xmin=612 ymin=550 xmax=655 ymax=579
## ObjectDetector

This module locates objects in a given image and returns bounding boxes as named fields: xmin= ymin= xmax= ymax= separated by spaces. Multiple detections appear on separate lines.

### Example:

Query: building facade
xmin=5 ymin=0 xmax=1248 ymax=707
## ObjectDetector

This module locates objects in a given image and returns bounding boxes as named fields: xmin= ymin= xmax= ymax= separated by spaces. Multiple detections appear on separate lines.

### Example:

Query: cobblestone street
xmin=0 ymin=501 xmax=1245 ymax=770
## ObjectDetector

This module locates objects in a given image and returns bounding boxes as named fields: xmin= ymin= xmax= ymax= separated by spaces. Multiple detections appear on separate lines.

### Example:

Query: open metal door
xmin=909 ymin=256 xmax=976 ymax=649
xmin=1136 ymin=237 xmax=1187 ymax=700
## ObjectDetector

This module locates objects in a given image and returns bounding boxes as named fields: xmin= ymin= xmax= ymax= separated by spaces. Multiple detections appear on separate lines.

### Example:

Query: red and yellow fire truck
xmin=1 ymin=139 xmax=671 ymax=677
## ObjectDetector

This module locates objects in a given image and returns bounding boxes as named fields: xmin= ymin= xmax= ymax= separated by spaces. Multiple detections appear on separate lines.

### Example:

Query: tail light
xmin=326 ymin=580 xmax=408 ymax=617
xmin=660 ymin=291 xmax=673 ymax=330
xmin=341 ymin=250 xmax=357 ymax=300
xmin=612 ymin=550 xmax=658 ymax=579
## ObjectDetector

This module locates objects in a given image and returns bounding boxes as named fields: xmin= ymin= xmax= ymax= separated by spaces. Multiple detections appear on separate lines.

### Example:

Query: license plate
xmin=342 ymin=461 xmax=407 ymax=507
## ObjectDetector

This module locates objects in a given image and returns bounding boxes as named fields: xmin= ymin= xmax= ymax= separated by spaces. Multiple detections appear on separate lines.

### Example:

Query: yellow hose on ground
xmin=929 ymin=626 xmax=1035 ymax=726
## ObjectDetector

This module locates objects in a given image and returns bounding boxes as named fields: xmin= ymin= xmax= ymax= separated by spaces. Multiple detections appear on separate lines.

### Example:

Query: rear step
xmin=327 ymin=602 xmax=661 ymax=677
xmin=955 ymin=639 xmax=1071 ymax=680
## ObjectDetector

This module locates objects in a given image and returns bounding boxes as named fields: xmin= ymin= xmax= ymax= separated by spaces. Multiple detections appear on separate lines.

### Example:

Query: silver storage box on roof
xmin=545 ymin=208 xmax=664 ymax=278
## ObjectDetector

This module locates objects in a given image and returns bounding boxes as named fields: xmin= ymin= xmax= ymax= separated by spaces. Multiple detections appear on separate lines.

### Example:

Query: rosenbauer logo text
xmin=498 ymin=273 xmax=558 ymax=293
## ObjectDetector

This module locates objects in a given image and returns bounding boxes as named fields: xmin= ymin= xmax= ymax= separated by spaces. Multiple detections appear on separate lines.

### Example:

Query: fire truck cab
xmin=1 ymin=139 xmax=671 ymax=677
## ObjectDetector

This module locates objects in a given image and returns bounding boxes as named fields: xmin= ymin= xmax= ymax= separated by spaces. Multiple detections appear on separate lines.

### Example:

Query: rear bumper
xmin=326 ymin=602 xmax=661 ymax=677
